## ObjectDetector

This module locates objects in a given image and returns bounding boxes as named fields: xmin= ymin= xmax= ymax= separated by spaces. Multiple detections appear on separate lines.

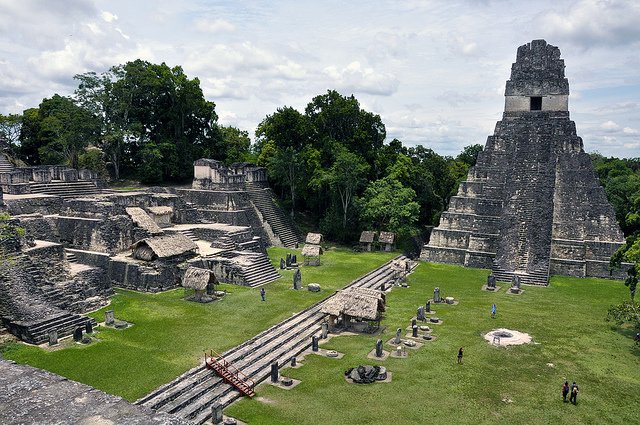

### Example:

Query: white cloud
xmin=600 ymin=120 xmax=620 ymax=131
xmin=194 ymin=18 xmax=235 ymax=33
xmin=101 ymin=11 xmax=118 ymax=23
xmin=537 ymin=0 xmax=640 ymax=48
xmin=623 ymin=127 xmax=638 ymax=135
xmin=323 ymin=61 xmax=399 ymax=96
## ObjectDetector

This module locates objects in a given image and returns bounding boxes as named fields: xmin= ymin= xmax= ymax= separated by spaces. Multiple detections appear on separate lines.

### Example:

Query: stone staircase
xmin=179 ymin=229 xmax=198 ymax=242
xmin=214 ymin=251 xmax=280 ymax=287
xmin=246 ymin=189 xmax=302 ymax=248
xmin=30 ymin=181 xmax=100 ymax=198
xmin=66 ymin=252 xmax=78 ymax=263
xmin=137 ymin=256 xmax=413 ymax=424
xmin=492 ymin=261 xmax=549 ymax=285
xmin=12 ymin=312 xmax=97 ymax=345
xmin=0 ymin=153 xmax=14 ymax=174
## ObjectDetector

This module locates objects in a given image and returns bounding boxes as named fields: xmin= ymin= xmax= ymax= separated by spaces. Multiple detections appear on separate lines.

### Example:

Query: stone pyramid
xmin=420 ymin=39 xmax=625 ymax=285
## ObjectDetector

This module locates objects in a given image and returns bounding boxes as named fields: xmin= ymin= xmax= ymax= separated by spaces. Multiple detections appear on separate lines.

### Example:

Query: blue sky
xmin=0 ymin=0 xmax=639 ymax=157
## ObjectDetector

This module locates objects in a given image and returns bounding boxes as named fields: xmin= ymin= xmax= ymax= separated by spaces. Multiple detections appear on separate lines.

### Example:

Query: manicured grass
xmin=0 ymin=248 xmax=396 ymax=401
xmin=3 ymin=254 xmax=638 ymax=424
xmin=226 ymin=262 xmax=640 ymax=425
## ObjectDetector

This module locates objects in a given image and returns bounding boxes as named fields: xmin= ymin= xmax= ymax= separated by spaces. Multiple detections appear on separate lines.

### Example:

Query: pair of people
xmin=562 ymin=381 xmax=579 ymax=404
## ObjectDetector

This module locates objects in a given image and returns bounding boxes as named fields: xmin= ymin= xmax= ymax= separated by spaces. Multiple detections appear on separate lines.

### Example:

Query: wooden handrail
xmin=204 ymin=348 xmax=255 ymax=389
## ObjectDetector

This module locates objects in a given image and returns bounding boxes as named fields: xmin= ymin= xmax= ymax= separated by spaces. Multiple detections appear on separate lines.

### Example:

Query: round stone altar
xmin=484 ymin=328 xmax=532 ymax=346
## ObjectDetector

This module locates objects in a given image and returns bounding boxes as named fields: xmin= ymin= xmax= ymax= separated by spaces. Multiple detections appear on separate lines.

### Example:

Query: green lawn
xmin=0 ymin=248 xmax=396 ymax=401
xmin=2 ymin=254 xmax=638 ymax=425
xmin=226 ymin=262 xmax=639 ymax=425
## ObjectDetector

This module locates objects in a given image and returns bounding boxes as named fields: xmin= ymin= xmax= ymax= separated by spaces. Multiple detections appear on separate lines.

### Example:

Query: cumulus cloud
xmin=537 ymin=0 xmax=640 ymax=48
xmin=600 ymin=120 xmax=620 ymax=131
xmin=323 ymin=61 xmax=399 ymax=96
xmin=623 ymin=127 xmax=638 ymax=135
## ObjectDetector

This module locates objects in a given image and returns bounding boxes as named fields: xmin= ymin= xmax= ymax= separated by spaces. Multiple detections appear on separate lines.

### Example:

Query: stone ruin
xmin=421 ymin=40 xmax=627 ymax=285
xmin=345 ymin=365 xmax=387 ymax=383
xmin=0 ymin=158 xmax=302 ymax=344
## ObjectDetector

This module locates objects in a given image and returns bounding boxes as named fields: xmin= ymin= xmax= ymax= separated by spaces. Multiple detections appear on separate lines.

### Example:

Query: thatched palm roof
xmin=125 ymin=207 xmax=163 ymax=234
xmin=131 ymin=233 xmax=198 ymax=260
xmin=321 ymin=287 xmax=385 ymax=321
xmin=305 ymin=233 xmax=323 ymax=244
xmin=359 ymin=231 xmax=376 ymax=243
xmin=182 ymin=267 xmax=214 ymax=290
xmin=379 ymin=231 xmax=395 ymax=244
xmin=302 ymin=244 xmax=323 ymax=257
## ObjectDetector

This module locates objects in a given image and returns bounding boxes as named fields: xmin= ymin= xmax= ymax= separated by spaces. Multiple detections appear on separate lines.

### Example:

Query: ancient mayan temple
xmin=420 ymin=39 xmax=625 ymax=285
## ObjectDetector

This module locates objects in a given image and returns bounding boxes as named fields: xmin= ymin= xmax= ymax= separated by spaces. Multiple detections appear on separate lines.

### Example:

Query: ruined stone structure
xmin=0 ymin=158 xmax=297 ymax=343
xmin=421 ymin=40 xmax=625 ymax=285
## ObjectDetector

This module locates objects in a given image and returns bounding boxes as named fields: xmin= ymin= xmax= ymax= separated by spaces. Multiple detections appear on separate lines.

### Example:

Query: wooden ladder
xmin=204 ymin=350 xmax=256 ymax=397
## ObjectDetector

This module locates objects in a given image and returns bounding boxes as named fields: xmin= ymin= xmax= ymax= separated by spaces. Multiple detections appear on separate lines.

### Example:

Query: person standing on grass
xmin=570 ymin=381 xmax=579 ymax=404
xmin=562 ymin=381 xmax=569 ymax=402
xmin=491 ymin=303 xmax=497 ymax=319
xmin=457 ymin=347 xmax=464 ymax=364
xmin=260 ymin=287 xmax=266 ymax=302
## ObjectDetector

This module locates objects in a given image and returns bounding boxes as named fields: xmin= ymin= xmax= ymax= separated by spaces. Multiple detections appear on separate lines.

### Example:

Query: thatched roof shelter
xmin=130 ymin=233 xmax=198 ymax=261
xmin=305 ymin=233 xmax=323 ymax=245
xmin=182 ymin=267 xmax=215 ymax=290
xmin=125 ymin=207 xmax=163 ymax=235
xmin=379 ymin=231 xmax=396 ymax=244
xmin=321 ymin=287 xmax=385 ymax=321
xmin=359 ymin=231 xmax=376 ymax=243
xmin=302 ymin=244 xmax=323 ymax=257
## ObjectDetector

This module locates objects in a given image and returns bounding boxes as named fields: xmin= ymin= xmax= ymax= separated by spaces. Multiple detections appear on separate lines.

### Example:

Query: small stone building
xmin=378 ymin=231 xmax=396 ymax=252
xmin=359 ymin=231 xmax=377 ymax=252
xmin=302 ymin=244 xmax=323 ymax=266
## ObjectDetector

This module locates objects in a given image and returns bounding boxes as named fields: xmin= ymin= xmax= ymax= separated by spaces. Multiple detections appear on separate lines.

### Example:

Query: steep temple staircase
xmin=245 ymin=188 xmax=302 ymax=248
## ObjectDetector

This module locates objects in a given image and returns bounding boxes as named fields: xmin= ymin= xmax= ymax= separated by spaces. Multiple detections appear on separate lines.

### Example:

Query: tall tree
xmin=358 ymin=176 xmax=420 ymax=237
xmin=328 ymin=146 xmax=370 ymax=229
xmin=256 ymin=107 xmax=311 ymax=216
xmin=0 ymin=113 xmax=22 ymax=150
xmin=18 ymin=95 xmax=100 ymax=168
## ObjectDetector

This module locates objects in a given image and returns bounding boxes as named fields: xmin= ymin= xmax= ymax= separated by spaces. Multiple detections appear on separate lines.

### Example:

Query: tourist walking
xmin=457 ymin=347 xmax=464 ymax=364
xmin=260 ymin=287 xmax=266 ymax=302
xmin=569 ymin=381 xmax=579 ymax=404
xmin=491 ymin=303 xmax=497 ymax=319
xmin=562 ymin=381 xmax=569 ymax=402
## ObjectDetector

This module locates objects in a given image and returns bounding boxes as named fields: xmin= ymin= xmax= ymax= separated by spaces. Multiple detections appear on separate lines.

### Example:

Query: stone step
xmin=138 ymin=255 xmax=412 ymax=423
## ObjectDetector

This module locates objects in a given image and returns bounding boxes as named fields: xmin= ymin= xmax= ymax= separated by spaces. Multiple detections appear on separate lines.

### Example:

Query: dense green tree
xmin=456 ymin=143 xmax=483 ymax=167
xmin=18 ymin=95 xmax=100 ymax=168
xmin=305 ymin=90 xmax=385 ymax=169
xmin=219 ymin=126 xmax=253 ymax=164
xmin=74 ymin=61 xmax=222 ymax=182
xmin=327 ymin=146 xmax=370 ymax=229
xmin=358 ymin=177 xmax=420 ymax=238
xmin=256 ymin=107 xmax=312 ymax=216
xmin=78 ymin=146 xmax=109 ymax=180
xmin=0 ymin=113 xmax=22 ymax=150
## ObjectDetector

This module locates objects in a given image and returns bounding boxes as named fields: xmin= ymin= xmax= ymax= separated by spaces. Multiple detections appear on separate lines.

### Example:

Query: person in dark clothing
xmin=457 ymin=347 xmax=464 ymax=364
xmin=570 ymin=381 xmax=579 ymax=404
xmin=562 ymin=381 xmax=569 ymax=402
xmin=260 ymin=287 xmax=266 ymax=302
